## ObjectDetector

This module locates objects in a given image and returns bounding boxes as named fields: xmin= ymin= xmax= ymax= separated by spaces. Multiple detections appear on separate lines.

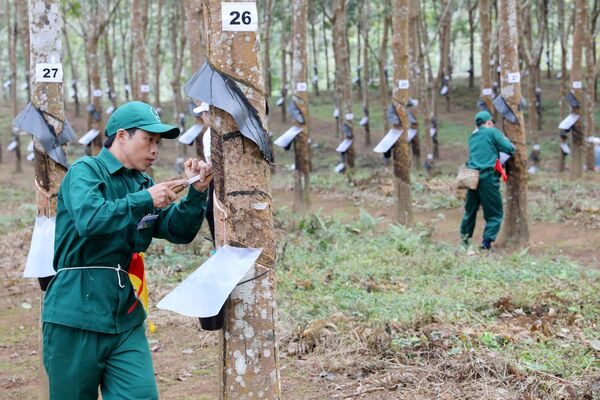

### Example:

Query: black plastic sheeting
xmin=407 ymin=110 xmax=417 ymax=125
xmin=566 ymin=91 xmax=580 ymax=109
xmin=341 ymin=122 xmax=353 ymax=139
xmin=476 ymin=98 xmax=491 ymax=112
xmin=492 ymin=95 xmax=518 ymax=124
xmin=287 ymin=100 xmax=305 ymax=124
xmin=387 ymin=104 xmax=401 ymax=125
xmin=185 ymin=62 xmax=273 ymax=162
xmin=13 ymin=102 xmax=76 ymax=169
xmin=86 ymin=103 xmax=101 ymax=122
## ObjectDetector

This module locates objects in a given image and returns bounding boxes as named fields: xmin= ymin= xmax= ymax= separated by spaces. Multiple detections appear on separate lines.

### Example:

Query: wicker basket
xmin=456 ymin=164 xmax=480 ymax=190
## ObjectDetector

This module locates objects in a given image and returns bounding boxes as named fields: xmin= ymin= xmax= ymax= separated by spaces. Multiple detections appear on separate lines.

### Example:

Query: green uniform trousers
xmin=42 ymin=322 xmax=158 ymax=400
xmin=460 ymin=170 xmax=503 ymax=242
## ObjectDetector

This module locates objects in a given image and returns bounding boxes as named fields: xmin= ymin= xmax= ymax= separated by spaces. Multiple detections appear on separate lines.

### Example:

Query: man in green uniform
xmin=460 ymin=111 xmax=515 ymax=250
xmin=42 ymin=101 xmax=212 ymax=399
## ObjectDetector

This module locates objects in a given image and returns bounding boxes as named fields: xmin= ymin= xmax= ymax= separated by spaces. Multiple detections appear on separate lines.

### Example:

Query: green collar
xmin=98 ymin=148 xmax=125 ymax=175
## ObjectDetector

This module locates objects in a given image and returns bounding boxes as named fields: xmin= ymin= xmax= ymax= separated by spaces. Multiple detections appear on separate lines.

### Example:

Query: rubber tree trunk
xmin=322 ymin=12 xmax=331 ymax=91
xmin=261 ymin=0 xmax=274 ymax=99
xmin=521 ymin=2 xmax=546 ymax=140
xmin=479 ymin=0 xmax=494 ymax=114
xmin=184 ymin=0 xmax=205 ymax=159
xmin=468 ymin=0 xmax=477 ymax=89
xmin=558 ymin=0 xmax=568 ymax=172
xmin=333 ymin=0 xmax=355 ymax=169
xmin=361 ymin=0 xmax=371 ymax=145
xmin=408 ymin=0 xmax=420 ymax=170
xmin=7 ymin=0 xmax=18 ymax=170
xmin=392 ymin=0 xmax=413 ymax=226
xmin=497 ymin=0 xmax=530 ymax=248
xmin=103 ymin=27 xmax=118 ymax=109
xmin=280 ymin=0 xmax=289 ymax=123
xmin=153 ymin=0 xmax=164 ymax=109
xmin=309 ymin=9 xmax=320 ymax=97
xmin=584 ymin=10 xmax=598 ymax=171
xmin=87 ymin=35 xmax=104 ymax=155
xmin=29 ymin=1 xmax=68 ymax=397
xmin=17 ymin=0 xmax=31 ymax=103
xmin=570 ymin=0 xmax=586 ymax=179
xmin=132 ymin=0 xmax=149 ymax=102
xmin=170 ymin=1 xmax=186 ymax=162
xmin=62 ymin=11 xmax=79 ymax=117
xmin=417 ymin=0 xmax=433 ymax=174
xmin=202 ymin=1 xmax=282 ymax=397
xmin=292 ymin=0 xmax=311 ymax=213
xmin=439 ymin=0 xmax=452 ymax=113
xmin=378 ymin=2 xmax=391 ymax=138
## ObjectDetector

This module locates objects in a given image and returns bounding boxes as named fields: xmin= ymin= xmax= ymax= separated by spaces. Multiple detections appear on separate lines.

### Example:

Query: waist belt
xmin=56 ymin=265 xmax=126 ymax=288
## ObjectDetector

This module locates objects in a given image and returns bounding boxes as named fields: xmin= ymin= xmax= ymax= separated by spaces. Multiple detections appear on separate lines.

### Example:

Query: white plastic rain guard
xmin=373 ymin=129 xmax=403 ymax=153
xmin=157 ymin=245 xmax=262 ymax=318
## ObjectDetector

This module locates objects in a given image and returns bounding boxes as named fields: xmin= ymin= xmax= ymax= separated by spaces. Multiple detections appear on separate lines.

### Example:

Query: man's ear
xmin=116 ymin=129 xmax=128 ymax=143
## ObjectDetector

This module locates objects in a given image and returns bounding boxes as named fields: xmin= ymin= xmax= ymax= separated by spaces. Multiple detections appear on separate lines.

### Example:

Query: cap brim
xmin=139 ymin=123 xmax=180 ymax=139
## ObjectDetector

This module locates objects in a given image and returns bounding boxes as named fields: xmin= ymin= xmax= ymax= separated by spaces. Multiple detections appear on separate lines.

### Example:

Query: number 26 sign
xmin=222 ymin=2 xmax=258 ymax=32
xmin=35 ymin=63 xmax=63 ymax=83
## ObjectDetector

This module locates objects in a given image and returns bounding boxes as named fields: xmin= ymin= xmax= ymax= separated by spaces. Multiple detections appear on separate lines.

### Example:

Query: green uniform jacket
xmin=466 ymin=126 xmax=515 ymax=172
xmin=43 ymin=148 xmax=207 ymax=334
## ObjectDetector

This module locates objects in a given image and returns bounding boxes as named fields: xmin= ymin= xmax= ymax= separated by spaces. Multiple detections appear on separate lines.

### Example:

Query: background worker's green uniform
xmin=42 ymin=148 xmax=207 ymax=399
xmin=459 ymin=125 xmax=515 ymax=244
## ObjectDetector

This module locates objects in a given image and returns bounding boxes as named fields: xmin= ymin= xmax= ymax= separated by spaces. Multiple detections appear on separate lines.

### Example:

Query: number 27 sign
xmin=221 ymin=2 xmax=258 ymax=32
xmin=35 ymin=63 xmax=63 ymax=83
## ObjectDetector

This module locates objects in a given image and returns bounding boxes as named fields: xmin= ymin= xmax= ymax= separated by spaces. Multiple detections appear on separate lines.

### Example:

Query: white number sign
xmin=35 ymin=63 xmax=63 ymax=83
xmin=507 ymin=72 xmax=521 ymax=83
xmin=221 ymin=2 xmax=258 ymax=32
xmin=296 ymin=82 xmax=307 ymax=92
xmin=398 ymin=80 xmax=410 ymax=89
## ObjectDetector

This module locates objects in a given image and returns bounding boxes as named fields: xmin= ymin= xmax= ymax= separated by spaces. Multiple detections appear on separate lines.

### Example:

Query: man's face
xmin=484 ymin=120 xmax=495 ymax=128
xmin=119 ymin=129 xmax=161 ymax=172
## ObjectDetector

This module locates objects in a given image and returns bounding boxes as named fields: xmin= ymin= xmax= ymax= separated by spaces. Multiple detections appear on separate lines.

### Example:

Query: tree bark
xmin=7 ymin=0 xmax=18 ymax=170
xmin=292 ymin=0 xmax=311 ymax=213
xmin=62 ymin=8 xmax=79 ymax=117
xmin=408 ymin=0 xmax=420 ymax=169
xmin=309 ymin=7 xmax=320 ymax=97
xmin=584 ymin=5 xmax=598 ymax=172
xmin=497 ymin=0 xmax=530 ymax=248
xmin=322 ymin=12 xmax=331 ymax=91
xmin=361 ymin=0 xmax=370 ymax=145
xmin=17 ymin=0 xmax=31 ymax=103
xmin=417 ymin=0 xmax=433 ymax=174
xmin=558 ymin=0 xmax=568 ymax=172
xmin=201 ymin=1 xmax=282 ymax=398
xmin=29 ymin=1 xmax=68 ymax=396
xmin=479 ymin=0 xmax=494 ymax=114
xmin=185 ymin=0 xmax=205 ymax=72
xmin=392 ymin=0 xmax=413 ymax=225
xmin=570 ymin=0 xmax=586 ymax=179
xmin=132 ymin=0 xmax=149 ymax=102
xmin=103 ymin=27 xmax=118 ymax=109
xmin=262 ymin=0 xmax=274 ymax=99
xmin=170 ymin=1 xmax=186 ymax=162
xmin=153 ymin=0 xmax=164 ymax=109
xmin=378 ymin=1 xmax=391 ymax=138
xmin=279 ymin=0 xmax=289 ymax=123
xmin=184 ymin=0 xmax=205 ymax=159
xmin=333 ymin=0 xmax=355 ymax=169
xmin=468 ymin=0 xmax=477 ymax=89
xmin=520 ymin=1 xmax=546 ymax=140
xmin=439 ymin=0 xmax=452 ymax=113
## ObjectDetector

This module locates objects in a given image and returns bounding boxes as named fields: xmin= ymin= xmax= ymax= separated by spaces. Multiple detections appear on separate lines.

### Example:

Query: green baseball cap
xmin=475 ymin=110 xmax=495 ymax=126
xmin=105 ymin=101 xmax=180 ymax=139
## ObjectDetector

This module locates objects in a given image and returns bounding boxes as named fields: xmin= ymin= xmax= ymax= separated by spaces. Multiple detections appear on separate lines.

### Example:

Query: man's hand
xmin=148 ymin=179 xmax=188 ymax=208
xmin=184 ymin=158 xmax=213 ymax=192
